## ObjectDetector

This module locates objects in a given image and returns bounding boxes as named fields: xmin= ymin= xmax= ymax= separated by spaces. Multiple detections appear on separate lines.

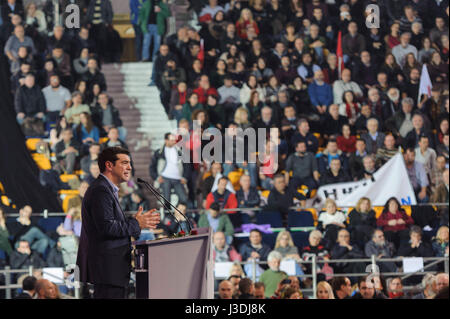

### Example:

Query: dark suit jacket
xmin=76 ymin=175 xmax=141 ymax=287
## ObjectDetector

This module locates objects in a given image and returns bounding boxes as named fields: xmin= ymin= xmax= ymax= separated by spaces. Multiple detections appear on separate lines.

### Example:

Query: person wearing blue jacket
xmin=307 ymin=69 xmax=333 ymax=117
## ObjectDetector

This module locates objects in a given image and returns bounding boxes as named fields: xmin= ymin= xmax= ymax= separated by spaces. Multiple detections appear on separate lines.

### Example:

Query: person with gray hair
xmin=436 ymin=273 xmax=449 ymax=293
xmin=392 ymin=32 xmax=418 ymax=66
xmin=413 ymin=274 xmax=437 ymax=299
xmin=361 ymin=117 xmax=386 ymax=154
xmin=258 ymin=250 xmax=288 ymax=298
xmin=385 ymin=97 xmax=414 ymax=138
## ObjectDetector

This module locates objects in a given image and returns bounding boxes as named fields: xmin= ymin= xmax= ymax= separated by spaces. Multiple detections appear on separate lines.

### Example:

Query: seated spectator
xmin=308 ymin=70 xmax=333 ymax=117
xmin=316 ymin=281 xmax=335 ymax=299
xmin=180 ymin=92 xmax=203 ymax=123
xmin=361 ymin=118 xmax=386 ymax=155
xmin=437 ymin=133 xmax=449 ymax=162
xmin=102 ymin=127 xmax=128 ymax=150
xmin=330 ymin=229 xmax=366 ymax=275
xmin=297 ymin=52 xmax=321 ymax=84
xmin=398 ymin=226 xmax=434 ymax=262
xmin=60 ymin=207 xmax=82 ymax=239
xmin=205 ymin=177 xmax=238 ymax=215
xmin=4 ymin=24 xmax=35 ymax=63
xmin=217 ymin=280 xmax=233 ymax=299
xmin=354 ymin=104 xmax=380 ymax=136
xmin=46 ymin=240 xmax=65 ymax=268
xmin=35 ymin=279 xmax=59 ymax=299
xmin=50 ymin=46 xmax=72 ymax=89
xmin=160 ymin=202 xmax=195 ymax=238
xmin=436 ymin=273 xmax=449 ymax=294
xmin=322 ymin=53 xmax=339 ymax=85
xmin=375 ymin=134 xmax=400 ymax=167
xmin=279 ymin=285 xmax=303 ymax=299
xmin=366 ymin=88 xmax=388 ymax=121
xmin=317 ymin=139 xmax=349 ymax=175
xmin=54 ymin=128 xmax=80 ymax=174
xmin=322 ymin=104 xmax=349 ymax=140
xmin=431 ymin=156 xmax=447 ymax=191
xmin=149 ymin=133 xmax=189 ymax=205
xmin=333 ymin=68 xmax=363 ymax=105
xmin=339 ymin=91 xmax=361 ymax=126
xmin=253 ymin=106 xmax=278 ymax=133
xmin=212 ymin=231 xmax=242 ymax=263
xmin=364 ymin=229 xmax=397 ymax=273
xmin=358 ymin=155 xmax=377 ymax=181
xmin=258 ymin=139 xmax=278 ymax=191
xmin=91 ymin=93 xmax=126 ymax=141
xmin=285 ymin=141 xmax=320 ymax=192
xmin=319 ymin=158 xmax=351 ymax=186
xmin=259 ymin=251 xmax=287 ymax=298
xmin=73 ymin=112 xmax=100 ymax=154
xmin=73 ymin=48 xmax=90 ymax=80
xmin=42 ymin=74 xmax=71 ymax=124
xmin=413 ymin=274 xmax=438 ymax=299
xmin=236 ymin=174 xmax=259 ymax=222
xmin=218 ymin=74 xmax=240 ymax=108
xmin=353 ymin=51 xmax=378 ymax=90
xmin=66 ymin=181 xmax=89 ymax=214
xmin=317 ymin=198 xmax=347 ymax=245
xmin=169 ymin=81 xmax=191 ymax=121
xmin=10 ymin=240 xmax=46 ymax=270
xmin=275 ymin=56 xmax=297 ymax=86
xmin=239 ymin=229 xmax=271 ymax=269
xmin=330 ymin=277 xmax=352 ymax=299
xmin=385 ymin=97 xmax=415 ymax=140
xmin=253 ymin=282 xmax=266 ymax=299
xmin=233 ymin=107 xmax=252 ymax=130
xmin=198 ymin=202 xmax=234 ymax=244
xmin=288 ymin=77 xmax=314 ymax=117
xmin=301 ymin=230 xmax=330 ymax=274
xmin=14 ymin=275 xmax=37 ymax=299
xmin=83 ymin=161 xmax=100 ymax=185
xmin=337 ymin=124 xmax=357 ymax=155
xmin=290 ymin=118 xmax=319 ymax=154
xmin=349 ymin=139 xmax=368 ymax=180
xmin=11 ymin=60 xmax=31 ymax=95
xmin=386 ymin=277 xmax=406 ymax=299
xmin=235 ymin=8 xmax=259 ymax=41
xmin=280 ymin=105 xmax=298 ymax=142
xmin=342 ymin=22 xmax=366 ymax=62
xmin=82 ymin=57 xmax=106 ymax=91
xmin=415 ymin=134 xmax=437 ymax=177
xmin=352 ymin=276 xmax=387 ymax=299
xmin=274 ymin=230 xmax=304 ymax=276
xmin=193 ymin=75 xmax=218 ymax=105
xmin=405 ymin=113 xmax=435 ymax=150
xmin=347 ymin=197 xmax=377 ymax=247
xmin=0 ymin=207 xmax=13 ymax=256
xmin=266 ymin=174 xmax=306 ymax=218
xmin=120 ymin=189 xmax=150 ymax=213
xmin=238 ymin=278 xmax=255 ymax=299
xmin=377 ymin=197 xmax=414 ymax=249
xmin=404 ymin=148 xmax=430 ymax=203
xmin=392 ymin=32 xmax=418 ymax=67
xmin=431 ymin=169 xmax=449 ymax=227
xmin=14 ymin=73 xmax=46 ymax=125
xmin=80 ymin=143 xmax=101 ymax=175
xmin=64 ymin=91 xmax=90 ymax=126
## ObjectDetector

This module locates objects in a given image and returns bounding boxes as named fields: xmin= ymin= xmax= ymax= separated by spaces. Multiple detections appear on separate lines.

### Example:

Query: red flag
xmin=337 ymin=31 xmax=345 ymax=79
xmin=197 ymin=38 xmax=205 ymax=66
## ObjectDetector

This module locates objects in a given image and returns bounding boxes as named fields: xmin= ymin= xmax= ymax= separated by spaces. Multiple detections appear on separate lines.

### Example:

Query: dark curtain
xmin=0 ymin=53 xmax=61 ymax=212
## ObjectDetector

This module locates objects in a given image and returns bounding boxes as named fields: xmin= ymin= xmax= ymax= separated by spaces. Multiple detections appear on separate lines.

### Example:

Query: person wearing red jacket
xmin=193 ymin=75 xmax=218 ymax=104
xmin=377 ymin=197 xmax=414 ymax=249
xmin=205 ymin=177 xmax=238 ymax=215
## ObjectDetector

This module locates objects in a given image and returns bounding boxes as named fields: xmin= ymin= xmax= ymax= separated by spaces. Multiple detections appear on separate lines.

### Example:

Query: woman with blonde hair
xmin=316 ymin=281 xmax=335 ymax=299
xmin=318 ymin=198 xmax=347 ymax=244
xmin=229 ymin=261 xmax=246 ymax=278
xmin=235 ymin=8 xmax=260 ymax=40
xmin=347 ymin=197 xmax=377 ymax=248
xmin=432 ymin=225 xmax=449 ymax=257
xmin=233 ymin=107 xmax=252 ymax=130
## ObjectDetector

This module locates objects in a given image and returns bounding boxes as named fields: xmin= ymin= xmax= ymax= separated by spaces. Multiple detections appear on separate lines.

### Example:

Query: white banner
xmin=317 ymin=153 xmax=417 ymax=207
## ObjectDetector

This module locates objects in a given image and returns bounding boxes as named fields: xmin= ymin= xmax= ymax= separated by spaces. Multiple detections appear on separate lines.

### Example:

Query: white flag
xmin=418 ymin=64 xmax=433 ymax=101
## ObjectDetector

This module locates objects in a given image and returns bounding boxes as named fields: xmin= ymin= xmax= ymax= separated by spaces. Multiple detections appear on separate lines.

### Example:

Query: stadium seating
xmin=37 ymin=217 xmax=64 ymax=234
xmin=287 ymin=210 xmax=315 ymax=228
xmin=256 ymin=211 xmax=283 ymax=228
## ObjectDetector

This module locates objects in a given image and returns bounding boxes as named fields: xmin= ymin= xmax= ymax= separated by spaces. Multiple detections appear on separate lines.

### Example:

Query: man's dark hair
xmin=254 ymin=282 xmax=265 ymax=289
xmin=164 ymin=132 xmax=172 ymax=140
xmin=331 ymin=277 xmax=348 ymax=292
xmin=410 ymin=225 xmax=422 ymax=236
xmin=296 ymin=140 xmax=307 ymax=148
xmin=98 ymin=147 xmax=130 ymax=173
xmin=239 ymin=278 xmax=253 ymax=294
xmin=250 ymin=228 xmax=262 ymax=236
xmin=218 ymin=176 xmax=229 ymax=184
xmin=419 ymin=134 xmax=429 ymax=142
xmin=328 ymin=139 xmax=337 ymax=145
xmin=22 ymin=276 xmax=37 ymax=291
xmin=356 ymin=138 xmax=366 ymax=144
xmin=405 ymin=147 xmax=416 ymax=154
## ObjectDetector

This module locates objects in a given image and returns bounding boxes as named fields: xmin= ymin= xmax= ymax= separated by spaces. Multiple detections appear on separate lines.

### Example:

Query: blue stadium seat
xmin=255 ymin=211 xmax=283 ymax=228
xmin=287 ymin=210 xmax=314 ymax=227
xmin=291 ymin=231 xmax=310 ymax=250
xmin=262 ymin=232 xmax=277 ymax=248
xmin=0 ymin=249 xmax=6 ymax=260
xmin=37 ymin=217 xmax=64 ymax=233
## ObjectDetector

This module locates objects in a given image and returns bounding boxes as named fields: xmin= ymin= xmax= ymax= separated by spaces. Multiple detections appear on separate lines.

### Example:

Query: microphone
xmin=136 ymin=178 xmax=193 ymax=234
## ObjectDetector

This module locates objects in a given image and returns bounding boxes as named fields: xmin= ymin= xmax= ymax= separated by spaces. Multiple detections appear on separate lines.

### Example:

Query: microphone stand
xmin=137 ymin=178 xmax=193 ymax=235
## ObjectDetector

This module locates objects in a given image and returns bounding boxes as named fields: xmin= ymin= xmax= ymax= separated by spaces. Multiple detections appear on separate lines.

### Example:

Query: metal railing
xmin=213 ymin=255 xmax=449 ymax=299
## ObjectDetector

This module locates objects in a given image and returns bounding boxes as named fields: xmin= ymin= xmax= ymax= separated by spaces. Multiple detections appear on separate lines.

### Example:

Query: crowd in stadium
xmin=0 ymin=0 xmax=449 ymax=299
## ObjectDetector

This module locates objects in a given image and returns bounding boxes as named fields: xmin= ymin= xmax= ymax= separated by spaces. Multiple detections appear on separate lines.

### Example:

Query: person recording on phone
xmin=76 ymin=147 xmax=161 ymax=299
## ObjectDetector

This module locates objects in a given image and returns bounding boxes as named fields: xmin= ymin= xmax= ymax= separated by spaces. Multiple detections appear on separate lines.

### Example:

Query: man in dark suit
xmin=76 ymin=147 xmax=160 ymax=299
xmin=14 ymin=276 xmax=36 ymax=299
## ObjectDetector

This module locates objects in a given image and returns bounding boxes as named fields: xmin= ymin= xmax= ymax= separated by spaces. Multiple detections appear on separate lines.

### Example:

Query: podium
xmin=133 ymin=228 xmax=214 ymax=299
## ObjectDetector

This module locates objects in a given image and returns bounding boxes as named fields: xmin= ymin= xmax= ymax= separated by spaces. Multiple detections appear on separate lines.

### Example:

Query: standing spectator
xmin=84 ymin=0 xmax=113 ymax=62
xmin=139 ymin=0 xmax=170 ymax=63
xmin=129 ymin=0 xmax=144 ymax=61
xmin=149 ymin=132 xmax=189 ymax=205
xmin=259 ymin=251 xmax=287 ymax=298
xmin=377 ymin=197 xmax=414 ymax=249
